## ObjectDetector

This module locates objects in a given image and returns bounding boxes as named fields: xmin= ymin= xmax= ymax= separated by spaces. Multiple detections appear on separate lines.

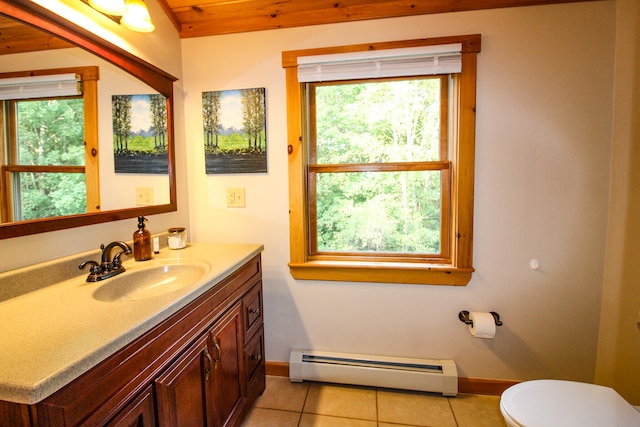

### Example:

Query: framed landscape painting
xmin=112 ymin=93 xmax=168 ymax=174
xmin=202 ymin=87 xmax=267 ymax=174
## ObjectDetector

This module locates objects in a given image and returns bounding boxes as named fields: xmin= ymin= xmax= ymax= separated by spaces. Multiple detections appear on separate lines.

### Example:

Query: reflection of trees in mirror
xmin=202 ymin=88 xmax=267 ymax=174
xmin=11 ymin=98 xmax=86 ymax=221
xmin=112 ymin=94 xmax=168 ymax=174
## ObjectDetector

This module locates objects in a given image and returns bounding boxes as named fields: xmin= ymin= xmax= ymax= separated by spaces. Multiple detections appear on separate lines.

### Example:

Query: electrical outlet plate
xmin=227 ymin=188 xmax=246 ymax=208
xmin=136 ymin=187 xmax=154 ymax=206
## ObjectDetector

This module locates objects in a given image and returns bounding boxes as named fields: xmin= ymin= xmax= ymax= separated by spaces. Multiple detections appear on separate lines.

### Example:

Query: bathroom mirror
xmin=0 ymin=0 xmax=177 ymax=239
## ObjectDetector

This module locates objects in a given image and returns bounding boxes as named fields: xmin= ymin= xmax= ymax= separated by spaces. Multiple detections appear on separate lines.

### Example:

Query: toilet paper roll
xmin=469 ymin=312 xmax=496 ymax=339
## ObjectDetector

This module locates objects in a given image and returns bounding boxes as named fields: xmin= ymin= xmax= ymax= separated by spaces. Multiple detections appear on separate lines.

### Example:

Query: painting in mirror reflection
xmin=113 ymin=93 xmax=168 ymax=174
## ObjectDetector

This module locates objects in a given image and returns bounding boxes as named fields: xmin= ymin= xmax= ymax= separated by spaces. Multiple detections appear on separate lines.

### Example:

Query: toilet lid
xmin=500 ymin=380 xmax=640 ymax=427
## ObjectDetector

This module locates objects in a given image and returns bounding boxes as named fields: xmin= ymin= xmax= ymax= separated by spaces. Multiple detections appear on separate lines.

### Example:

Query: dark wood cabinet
xmin=155 ymin=334 xmax=212 ymax=426
xmin=155 ymin=302 xmax=245 ymax=427
xmin=105 ymin=386 xmax=155 ymax=427
xmin=1 ymin=254 xmax=264 ymax=427
xmin=209 ymin=303 xmax=244 ymax=427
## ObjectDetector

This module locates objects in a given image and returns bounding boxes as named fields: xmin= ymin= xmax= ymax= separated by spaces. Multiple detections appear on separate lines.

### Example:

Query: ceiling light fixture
xmin=120 ymin=0 xmax=156 ymax=33
xmin=87 ymin=0 xmax=126 ymax=17
xmin=86 ymin=0 xmax=155 ymax=33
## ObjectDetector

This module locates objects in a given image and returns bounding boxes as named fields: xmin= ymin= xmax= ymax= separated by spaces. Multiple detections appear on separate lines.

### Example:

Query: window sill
xmin=288 ymin=261 xmax=473 ymax=285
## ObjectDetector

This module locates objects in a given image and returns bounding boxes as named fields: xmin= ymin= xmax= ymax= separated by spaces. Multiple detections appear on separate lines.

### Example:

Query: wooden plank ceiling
xmin=0 ymin=15 xmax=72 ymax=55
xmin=159 ymin=0 xmax=598 ymax=38
xmin=1 ymin=0 xmax=597 ymax=54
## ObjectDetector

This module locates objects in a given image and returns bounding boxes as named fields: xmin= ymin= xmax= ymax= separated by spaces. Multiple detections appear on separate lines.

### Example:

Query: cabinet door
xmin=105 ymin=386 xmax=156 ymax=427
xmin=209 ymin=302 xmax=244 ymax=427
xmin=155 ymin=303 xmax=244 ymax=427
xmin=155 ymin=335 xmax=214 ymax=427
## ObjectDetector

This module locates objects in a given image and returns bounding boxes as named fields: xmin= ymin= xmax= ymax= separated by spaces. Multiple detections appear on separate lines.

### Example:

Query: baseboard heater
xmin=289 ymin=349 xmax=458 ymax=396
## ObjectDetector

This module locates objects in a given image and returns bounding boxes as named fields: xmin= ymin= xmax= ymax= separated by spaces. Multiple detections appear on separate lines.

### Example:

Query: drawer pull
xmin=213 ymin=338 xmax=221 ymax=370
xmin=203 ymin=347 xmax=213 ymax=381
xmin=249 ymin=307 xmax=260 ymax=316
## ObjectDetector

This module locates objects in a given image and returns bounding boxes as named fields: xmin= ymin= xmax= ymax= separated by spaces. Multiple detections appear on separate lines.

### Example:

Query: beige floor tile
xmin=254 ymin=376 xmax=310 ymax=412
xmin=303 ymin=383 xmax=377 ymax=421
xmin=377 ymin=389 xmax=457 ymax=427
xmin=245 ymin=378 xmax=510 ymax=427
xmin=299 ymin=413 xmax=377 ymax=427
xmin=449 ymin=394 xmax=508 ymax=427
xmin=241 ymin=407 xmax=300 ymax=427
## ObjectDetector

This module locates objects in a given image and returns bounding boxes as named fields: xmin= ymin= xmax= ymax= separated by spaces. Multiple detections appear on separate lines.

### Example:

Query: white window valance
xmin=297 ymin=43 xmax=462 ymax=82
xmin=0 ymin=73 xmax=81 ymax=100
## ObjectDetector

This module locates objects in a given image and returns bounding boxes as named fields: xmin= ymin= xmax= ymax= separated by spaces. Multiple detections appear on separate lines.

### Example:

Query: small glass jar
xmin=167 ymin=227 xmax=187 ymax=249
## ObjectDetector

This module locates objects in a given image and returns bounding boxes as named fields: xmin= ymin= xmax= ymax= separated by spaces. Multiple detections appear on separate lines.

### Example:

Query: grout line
xmin=296 ymin=381 xmax=311 ymax=426
xmin=375 ymin=387 xmax=379 ymax=424
xmin=448 ymin=396 xmax=460 ymax=427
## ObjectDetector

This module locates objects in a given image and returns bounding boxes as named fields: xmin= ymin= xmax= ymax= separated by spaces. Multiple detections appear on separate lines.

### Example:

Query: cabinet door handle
xmin=203 ymin=346 xmax=213 ymax=381
xmin=251 ymin=354 xmax=262 ymax=361
xmin=249 ymin=307 xmax=260 ymax=315
xmin=213 ymin=337 xmax=221 ymax=370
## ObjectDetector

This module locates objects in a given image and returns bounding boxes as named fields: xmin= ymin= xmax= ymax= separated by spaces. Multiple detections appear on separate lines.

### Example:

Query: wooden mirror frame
xmin=0 ymin=0 xmax=178 ymax=239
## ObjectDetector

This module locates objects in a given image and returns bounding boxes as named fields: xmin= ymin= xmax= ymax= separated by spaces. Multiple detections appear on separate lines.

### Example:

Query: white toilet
xmin=500 ymin=379 xmax=640 ymax=427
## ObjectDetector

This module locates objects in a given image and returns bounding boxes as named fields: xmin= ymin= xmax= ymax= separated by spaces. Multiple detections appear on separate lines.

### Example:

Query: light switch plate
xmin=136 ymin=187 xmax=154 ymax=206
xmin=227 ymin=188 xmax=246 ymax=208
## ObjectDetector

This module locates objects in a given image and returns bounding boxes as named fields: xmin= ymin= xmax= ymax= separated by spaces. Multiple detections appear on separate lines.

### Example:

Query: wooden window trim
xmin=283 ymin=35 xmax=480 ymax=285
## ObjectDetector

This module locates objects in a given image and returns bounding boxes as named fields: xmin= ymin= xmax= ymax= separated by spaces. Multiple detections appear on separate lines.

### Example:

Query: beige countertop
xmin=0 ymin=242 xmax=263 ymax=405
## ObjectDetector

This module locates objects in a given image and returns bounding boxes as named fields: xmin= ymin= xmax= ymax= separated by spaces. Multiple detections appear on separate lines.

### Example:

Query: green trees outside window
xmin=310 ymin=77 xmax=448 ymax=256
xmin=13 ymin=98 xmax=86 ymax=220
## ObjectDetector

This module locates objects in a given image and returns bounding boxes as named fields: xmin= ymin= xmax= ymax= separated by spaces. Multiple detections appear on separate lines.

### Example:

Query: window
xmin=283 ymin=35 xmax=481 ymax=285
xmin=0 ymin=67 xmax=99 ymax=223
xmin=309 ymin=75 xmax=450 ymax=256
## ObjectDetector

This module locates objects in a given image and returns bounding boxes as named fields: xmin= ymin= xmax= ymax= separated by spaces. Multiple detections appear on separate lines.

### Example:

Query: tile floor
xmin=242 ymin=376 xmax=508 ymax=427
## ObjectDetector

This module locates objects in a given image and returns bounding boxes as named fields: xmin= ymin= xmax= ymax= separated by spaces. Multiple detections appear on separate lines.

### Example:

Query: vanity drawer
xmin=244 ymin=326 xmax=264 ymax=384
xmin=243 ymin=281 xmax=263 ymax=337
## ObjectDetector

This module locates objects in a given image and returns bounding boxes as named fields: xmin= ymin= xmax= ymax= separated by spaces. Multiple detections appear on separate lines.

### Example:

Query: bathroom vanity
xmin=0 ymin=243 xmax=265 ymax=426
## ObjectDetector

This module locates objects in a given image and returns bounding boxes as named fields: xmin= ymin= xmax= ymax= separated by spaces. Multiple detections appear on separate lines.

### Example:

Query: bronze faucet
xmin=79 ymin=241 xmax=132 ymax=282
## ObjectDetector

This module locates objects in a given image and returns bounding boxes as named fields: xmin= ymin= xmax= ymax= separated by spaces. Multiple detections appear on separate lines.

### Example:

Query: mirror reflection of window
xmin=11 ymin=97 xmax=86 ymax=220
xmin=0 ymin=67 xmax=100 ymax=223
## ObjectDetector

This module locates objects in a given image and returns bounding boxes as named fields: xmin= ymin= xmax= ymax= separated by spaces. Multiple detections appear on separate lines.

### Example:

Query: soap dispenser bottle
xmin=133 ymin=216 xmax=152 ymax=261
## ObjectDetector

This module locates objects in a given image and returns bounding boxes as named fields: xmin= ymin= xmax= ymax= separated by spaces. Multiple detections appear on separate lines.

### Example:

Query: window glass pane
xmin=13 ymin=172 xmax=86 ymax=220
xmin=315 ymin=170 xmax=442 ymax=254
xmin=314 ymin=78 xmax=441 ymax=164
xmin=16 ymin=98 xmax=84 ymax=166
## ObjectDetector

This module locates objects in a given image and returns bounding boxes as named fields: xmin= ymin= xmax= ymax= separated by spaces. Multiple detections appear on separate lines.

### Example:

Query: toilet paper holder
xmin=458 ymin=310 xmax=503 ymax=327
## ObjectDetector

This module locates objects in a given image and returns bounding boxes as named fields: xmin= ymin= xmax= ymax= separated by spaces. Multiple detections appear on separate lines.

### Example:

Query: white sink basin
xmin=92 ymin=261 xmax=211 ymax=302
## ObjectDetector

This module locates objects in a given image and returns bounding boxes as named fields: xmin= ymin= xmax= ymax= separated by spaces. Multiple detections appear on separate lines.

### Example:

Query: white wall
xmin=596 ymin=0 xmax=640 ymax=404
xmin=182 ymin=1 xmax=616 ymax=383
xmin=0 ymin=0 xmax=189 ymax=272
